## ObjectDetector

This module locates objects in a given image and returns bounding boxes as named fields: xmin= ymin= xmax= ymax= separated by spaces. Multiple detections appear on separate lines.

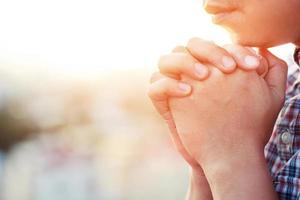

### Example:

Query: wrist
xmin=186 ymin=168 xmax=212 ymax=200
xmin=196 ymin=131 xmax=265 ymax=168
xmin=203 ymin=146 xmax=264 ymax=183
xmin=201 ymin=147 xmax=278 ymax=200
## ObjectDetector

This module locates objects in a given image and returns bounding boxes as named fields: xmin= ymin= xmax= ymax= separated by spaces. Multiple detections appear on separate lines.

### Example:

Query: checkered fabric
xmin=264 ymin=48 xmax=300 ymax=200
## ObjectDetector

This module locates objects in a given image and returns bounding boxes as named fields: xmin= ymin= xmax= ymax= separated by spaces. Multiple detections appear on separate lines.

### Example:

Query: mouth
xmin=211 ymin=11 xmax=235 ymax=24
xmin=204 ymin=3 xmax=236 ymax=14
xmin=204 ymin=4 xmax=237 ymax=24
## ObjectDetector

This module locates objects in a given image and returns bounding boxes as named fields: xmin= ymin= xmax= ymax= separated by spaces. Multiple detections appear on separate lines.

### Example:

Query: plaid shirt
xmin=265 ymin=48 xmax=300 ymax=200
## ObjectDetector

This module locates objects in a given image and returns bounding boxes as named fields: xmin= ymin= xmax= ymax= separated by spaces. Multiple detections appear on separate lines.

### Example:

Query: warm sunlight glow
xmin=0 ymin=0 xmax=294 ymax=74
xmin=0 ymin=0 xmax=232 ymax=73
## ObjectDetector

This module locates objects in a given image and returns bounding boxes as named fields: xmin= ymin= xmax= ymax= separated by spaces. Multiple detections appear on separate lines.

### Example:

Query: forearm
xmin=185 ymin=168 xmax=212 ymax=200
xmin=201 ymin=145 xmax=278 ymax=200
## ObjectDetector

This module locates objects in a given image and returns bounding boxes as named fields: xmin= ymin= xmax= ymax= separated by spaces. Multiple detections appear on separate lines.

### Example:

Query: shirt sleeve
xmin=273 ymin=151 xmax=300 ymax=200
xmin=265 ymin=90 xmax=300 ymax=200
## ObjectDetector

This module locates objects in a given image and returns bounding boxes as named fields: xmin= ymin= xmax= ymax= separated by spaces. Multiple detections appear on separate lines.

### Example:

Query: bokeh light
xmin=0 ymin=0 xmax=297 ymax=199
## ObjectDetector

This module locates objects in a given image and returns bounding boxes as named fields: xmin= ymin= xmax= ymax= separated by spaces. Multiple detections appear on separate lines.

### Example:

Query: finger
xmin=186 ymin=37 xmax=236 ymax=73
xmin=256 ymin=56 xmax=269 ymax=78
xmin=148 ymin=77 xmax=192 ymax=101
xmin=148 ymin=71 xmax=199 ymax=167
xmin=166 ymin=119 xmax=200 ymax=168
xmin=245 ymin=47 xmax=269 ymax=77
xmin=149 ymin=71 xmax=164 ymax=83
xmin=259 ymin=48 xmax=288 ymax=100
xmin=223 ymin=44 xmax=269 ymax=77
xmin=172 ymin=46 xmax=188 ymax=53
xmin=148 ymin=77 xmax=191 ymax=121
xmin=222 ymin=44 xmax=261 ymax=70
xmin=158 ymin=53 xmax=210 ymax=81
xmin=172 ymin=46 xmax=212 ymax=81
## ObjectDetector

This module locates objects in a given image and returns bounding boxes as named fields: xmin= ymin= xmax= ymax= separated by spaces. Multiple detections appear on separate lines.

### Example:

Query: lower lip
xmin=211 ymin=12 xmax=234 ymax=24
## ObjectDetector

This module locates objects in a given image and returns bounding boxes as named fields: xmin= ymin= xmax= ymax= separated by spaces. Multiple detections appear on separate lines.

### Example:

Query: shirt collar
xmin=293 ymin=47 xmax=300 ymax=66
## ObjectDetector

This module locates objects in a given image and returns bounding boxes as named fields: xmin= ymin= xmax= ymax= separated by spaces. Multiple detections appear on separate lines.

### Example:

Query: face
xmin=203 ymin=0 xmax=300 ymax=47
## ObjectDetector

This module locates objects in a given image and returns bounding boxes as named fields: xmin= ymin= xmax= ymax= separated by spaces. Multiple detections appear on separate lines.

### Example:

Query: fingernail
xmin=178 ymin=83 xmax=191 ymax=93
xmin=195 ymin=63 xmax=208 ymax=78
xmin=244 ymin=55 xmax=260 ymax=68
xmin=222 ymin=56 xmax=236 ymax=69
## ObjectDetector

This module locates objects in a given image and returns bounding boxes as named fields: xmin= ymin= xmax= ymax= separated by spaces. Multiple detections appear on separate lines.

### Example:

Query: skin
xmin=203 ymin=0 xmax=300 ymax=47
xmin=149 ymin=45 xmax=284 ymax=200
xmin=148 ymin=0 xmax=300 ymax=199
xmin=170 ymin=49 xmax=286 ymax=200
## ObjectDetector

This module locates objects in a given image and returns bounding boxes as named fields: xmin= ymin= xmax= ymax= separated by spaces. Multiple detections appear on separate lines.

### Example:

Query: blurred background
xmin=0 ymin=0 xmax=296 ymax=199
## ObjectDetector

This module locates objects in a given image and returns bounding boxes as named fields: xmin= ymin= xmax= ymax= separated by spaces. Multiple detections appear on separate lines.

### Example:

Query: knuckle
xmin=188 ymin=37 xmax=215 ymax=48
xmin=149 ymin=72 xmax=161 ymax=83
xmin=187 ymin=37 xmax=204 ymax=48
xmin=147 ymin=84 xmax=156 ymax=99
xmin=159 ymin=53 xmax=191 ymax=73
xmin=147 ymin=83 xmax=164 ymax=100
xmin=171 ymin=53 xmax=189 ymax=68
xmin=278 ymin=60 xmax=287 ymax=67
xmin=181 ymin=54 xmax=193 ymax=68
xmin=172 ymin=45 xmax=186 ymax=53
xmin=147 ymin=79 xmax=165 ymax=97
xmin=222 ymin=43 xmax=239 ymax=52
xmin=187 ymin=37 xmax=200 ymax=45
xmin=187 ymin=38 xmax=219 ymax=58
xmin=159 ymin=78 xmax=171 ymax=88
xmin=158 ymin=54 xmax=168 ymax=68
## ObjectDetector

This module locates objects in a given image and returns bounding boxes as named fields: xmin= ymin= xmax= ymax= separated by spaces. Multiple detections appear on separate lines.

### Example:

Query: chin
xmin=229 ymin=33 xmax=284 ymax=48
xmin=228 ymin=29 xmax=292 ymax=48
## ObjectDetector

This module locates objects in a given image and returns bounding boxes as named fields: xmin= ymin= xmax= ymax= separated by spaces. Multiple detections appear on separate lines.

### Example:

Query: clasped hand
xmin=148 ymin=38 xmax=287 ymax=200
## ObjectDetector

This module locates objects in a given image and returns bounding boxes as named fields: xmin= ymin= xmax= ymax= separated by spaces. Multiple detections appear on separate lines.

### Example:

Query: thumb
xmin=259 ymin=48 xmax=288 ymax=100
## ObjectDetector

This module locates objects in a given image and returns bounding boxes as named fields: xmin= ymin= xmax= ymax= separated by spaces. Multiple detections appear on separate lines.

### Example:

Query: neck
xmin=293 ymin=38 xmax=300 ymax=48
